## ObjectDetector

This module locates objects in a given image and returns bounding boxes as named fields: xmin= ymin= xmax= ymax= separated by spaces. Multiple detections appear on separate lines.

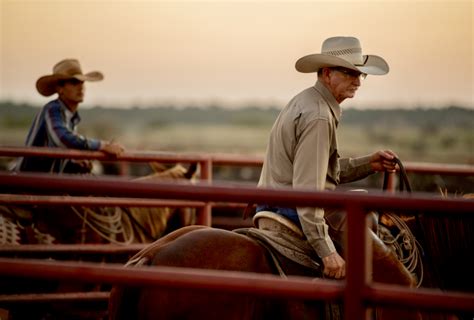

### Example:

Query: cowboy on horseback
xmin=256 ymin=36 xmax=405 ymax=281
xmin=15 ymin=58 xmax=124 ymax=174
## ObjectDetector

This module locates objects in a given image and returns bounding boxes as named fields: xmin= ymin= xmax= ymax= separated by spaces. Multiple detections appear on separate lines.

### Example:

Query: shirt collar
xmin=313 ymin=81 xmax=341 ymax=125
xmin=57 ymin=99 xmax=81 ymax=125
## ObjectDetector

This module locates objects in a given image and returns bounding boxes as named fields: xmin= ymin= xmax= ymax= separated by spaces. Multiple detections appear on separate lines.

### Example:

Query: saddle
xmin=236 ymin=212 xmax=341 ymax=319
xmin=0 ymin=205 xmax=56 ymax=244
xmin=234 ymin=211 xmax=323 ymax=278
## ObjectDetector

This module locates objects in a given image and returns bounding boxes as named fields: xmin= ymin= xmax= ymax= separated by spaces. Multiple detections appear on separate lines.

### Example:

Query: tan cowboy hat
xmin=36 ymin=59 xmax=104 ymax=96
xmin=295 ymin=36 xmax=389 ymax=75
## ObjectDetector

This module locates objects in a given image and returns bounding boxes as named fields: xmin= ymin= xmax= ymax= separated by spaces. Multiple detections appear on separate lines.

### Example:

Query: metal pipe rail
xmin=0 ymin=244 xmax=146 ymax=255
xmin=0 ymin=146 xmax=263 ymax=169
xmin=1 ymin=172 xmax=471 ymax=212
xmin=2 ymin=146 xmax=473 ymax=225
xmin=0 ymin=194 xmax=206 ymax=208
xmin=0 ymin=291 xmax=110 ymax=304
xmin=0 ymin=146 xmax=264 ymax=225
xmin=1 ymin=146 xmax=472 ymax=174
xmin=0 ymin=194 xmax=244 ymax=210
xmin=0 ymin=256 xmax=472 ymax=314
xmin=0 ymin=172 xmax=473 ymax=319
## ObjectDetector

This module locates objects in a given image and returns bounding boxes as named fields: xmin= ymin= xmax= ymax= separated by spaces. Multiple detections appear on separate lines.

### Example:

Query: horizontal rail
xmin=1 ymin=146 xmax=472 ymax=174
xmin=0 ymin=194 xmax=206 ymax=208
xmin=0 ymin=292 xmax=109 ymax=304
xmin=0 ymin=194 xmax=247 ymax=210
xmin=0 ymin=146 xmax=262 ymax=166
xmin=364 ymin=284 xmax=474 ymax=312
xmin=0 ymin=258 xmax=344 ymax=301
xmin=403 ymin=161 xmax=474 ymax=176
xmin=0 ymin=258 xmax=472 ymax=313
xmin=0 ymin=244 xmax=145 ymax=254
xmin=1 ymin=172 xmax=472 ymax=213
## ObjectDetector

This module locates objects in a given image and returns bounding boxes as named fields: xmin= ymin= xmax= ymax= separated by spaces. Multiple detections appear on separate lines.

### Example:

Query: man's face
xmin=326 ymin=67 xmax=366 ymax=103
xmin=58 ymin=78 xmax=85 ymax=104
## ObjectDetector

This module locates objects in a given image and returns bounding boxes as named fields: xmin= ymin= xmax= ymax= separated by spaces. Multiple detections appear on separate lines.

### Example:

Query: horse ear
xmin=149 ymin=162 xmax=167 ymax=173
xmin=184 ymin=163 xmax=198 ymax=179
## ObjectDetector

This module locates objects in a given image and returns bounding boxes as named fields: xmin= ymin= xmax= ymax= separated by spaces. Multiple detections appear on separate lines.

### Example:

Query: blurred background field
xmin=1 ymin=101 xmax=473 ymax=194
xmin=1 ymin=101 xmax=472 ymax=165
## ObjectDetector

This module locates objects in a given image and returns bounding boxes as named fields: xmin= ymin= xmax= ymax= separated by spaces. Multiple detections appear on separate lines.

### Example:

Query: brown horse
xmin=109 ymin=224 xmax=420 ymax=320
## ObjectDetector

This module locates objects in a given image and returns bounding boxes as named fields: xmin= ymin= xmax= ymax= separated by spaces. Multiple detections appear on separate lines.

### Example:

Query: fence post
xmin=386 ymin=172 xmax=396 ymax=193
xmin=118 ymin=161 xmax=129 ymax=176
xmin=345 ymin=204 xmax=371 ymax=320
xmin=195 ymin=159 xmax=212 ymax=226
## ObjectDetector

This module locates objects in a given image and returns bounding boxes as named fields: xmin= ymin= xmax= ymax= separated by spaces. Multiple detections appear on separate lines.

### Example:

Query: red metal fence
xmin=1 ymin=146 xmax=472 ymax=176
xmin=2 ymin=146 xmax=473 ymax=225
xmin=0 ymin=172 xmax=473 ymax=319
xmin=1 ymin=146 xmax=474 ymax=319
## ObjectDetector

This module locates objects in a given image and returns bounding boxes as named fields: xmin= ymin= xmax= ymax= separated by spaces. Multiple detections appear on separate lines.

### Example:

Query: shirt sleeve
xmin=293 ymin=118 xmax=336 ymax=258
xmin=45 ymin=104 xmax=101 ymax=150
xmin=339 ymin=154 xmax=374 ymax=183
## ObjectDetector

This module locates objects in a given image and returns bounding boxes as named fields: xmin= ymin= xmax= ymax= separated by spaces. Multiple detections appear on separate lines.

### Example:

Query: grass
xmin=1 ymin=120 xmax=472 ymax=165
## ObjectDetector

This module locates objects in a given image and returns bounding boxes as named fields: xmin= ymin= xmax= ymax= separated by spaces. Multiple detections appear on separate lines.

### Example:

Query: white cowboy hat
xmin=36 ymin=59 xmax=104 ymax=96
xmin=295 ymin=36 xmax=389 ymax=75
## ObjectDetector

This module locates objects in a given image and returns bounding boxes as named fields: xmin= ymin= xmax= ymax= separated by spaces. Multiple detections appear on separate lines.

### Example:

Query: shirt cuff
xmin=88 ymin=139 xmax=101 ymax=151
xmin=312 ymin=236 xmax=337 ymax=258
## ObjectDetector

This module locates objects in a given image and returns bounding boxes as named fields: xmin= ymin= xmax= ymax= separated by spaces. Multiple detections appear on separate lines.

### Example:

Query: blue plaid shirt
xmin=15 ymin=99 xmax=101 ymax=173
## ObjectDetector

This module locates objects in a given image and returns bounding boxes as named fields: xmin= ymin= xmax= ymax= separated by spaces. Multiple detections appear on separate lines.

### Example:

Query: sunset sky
xmin=1 ymin=0 xmax=473 ymax=109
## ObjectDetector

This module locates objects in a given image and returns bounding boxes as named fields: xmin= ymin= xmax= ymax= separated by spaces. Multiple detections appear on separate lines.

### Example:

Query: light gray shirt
xmin=258 ymin=80 xmax=374 ymax=258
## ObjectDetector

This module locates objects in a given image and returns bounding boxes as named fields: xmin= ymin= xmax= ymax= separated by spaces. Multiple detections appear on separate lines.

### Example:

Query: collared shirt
xmin=15 ymin=99 xmax=101 ymax=173
xmin=258 ymin=81 xmax=373 ymax=258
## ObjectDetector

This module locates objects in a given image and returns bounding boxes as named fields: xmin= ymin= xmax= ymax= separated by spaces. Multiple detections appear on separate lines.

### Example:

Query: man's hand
xmin=369 ymin=149 xmax=398 ymax=172
xmin=322 ymin=251 xmax=346 ymax=279
xmin=100 ymin=141 xmax=124 ymax=157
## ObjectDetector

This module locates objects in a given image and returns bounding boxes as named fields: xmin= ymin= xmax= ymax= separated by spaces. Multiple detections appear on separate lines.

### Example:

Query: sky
xmin=1 ymin=0 xmax=473 ymax=109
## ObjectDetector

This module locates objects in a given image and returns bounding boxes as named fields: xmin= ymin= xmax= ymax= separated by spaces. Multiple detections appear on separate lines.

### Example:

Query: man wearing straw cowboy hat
xmin=16 ymin=58 xmax=124 ymax=173
xmin=255 ymin=36 xmax=414 ymax=287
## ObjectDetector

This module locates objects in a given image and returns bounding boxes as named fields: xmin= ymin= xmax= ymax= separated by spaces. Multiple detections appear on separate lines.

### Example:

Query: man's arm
xmin=339 ymin=149 xmax=398 ymax=183
xmin=293 ymin=118 xmax=345 ymax=278
xmin=45 ymin=103 xmax=101 ymax=150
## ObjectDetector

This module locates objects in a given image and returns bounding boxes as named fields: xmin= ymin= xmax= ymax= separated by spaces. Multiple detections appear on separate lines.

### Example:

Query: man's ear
xmin=320 ymin=67 xmax=332 ymax=83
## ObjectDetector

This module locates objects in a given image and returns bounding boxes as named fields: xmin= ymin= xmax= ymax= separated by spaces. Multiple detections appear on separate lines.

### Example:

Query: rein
xmin=382 ymin=157 xmax=412 ymax=192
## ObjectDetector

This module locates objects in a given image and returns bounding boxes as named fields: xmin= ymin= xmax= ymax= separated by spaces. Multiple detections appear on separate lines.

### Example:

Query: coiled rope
xmin=378 ymin=214 xmax=424 ymax=287
xmin=380 ymin=157 xmax=424 ymax=287
xmin=71 ymin=206 xmax=134 ymax=245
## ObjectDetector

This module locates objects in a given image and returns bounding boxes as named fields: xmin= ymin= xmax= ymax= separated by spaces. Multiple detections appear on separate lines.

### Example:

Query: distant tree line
xmin=1 ymin=100 xmax=472 ymax=129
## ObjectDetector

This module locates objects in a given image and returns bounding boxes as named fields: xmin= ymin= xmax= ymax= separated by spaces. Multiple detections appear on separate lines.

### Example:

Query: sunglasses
xmin=331 ymin=67 xmax=367 ymax=80
xmin=58 ymin=78 xmax=84 ymax=86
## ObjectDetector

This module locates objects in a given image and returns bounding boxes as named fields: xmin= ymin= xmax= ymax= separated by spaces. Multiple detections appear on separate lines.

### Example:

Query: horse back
xmin=109 ymin=227 xmax=280 ymax=320
xmin=150 ymin=227 xmax=275 ymax=273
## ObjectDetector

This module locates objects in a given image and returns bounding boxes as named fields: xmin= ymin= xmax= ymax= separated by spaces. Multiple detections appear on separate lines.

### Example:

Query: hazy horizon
xmin=1 ymin=1 xmax=473 ymax=109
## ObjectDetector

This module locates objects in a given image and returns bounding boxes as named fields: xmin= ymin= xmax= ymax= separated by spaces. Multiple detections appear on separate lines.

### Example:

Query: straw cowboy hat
xmin=36 ymin=59 xmax=104 ymax=96
xmin=295 ymin=36 xmax=389 ymax=75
